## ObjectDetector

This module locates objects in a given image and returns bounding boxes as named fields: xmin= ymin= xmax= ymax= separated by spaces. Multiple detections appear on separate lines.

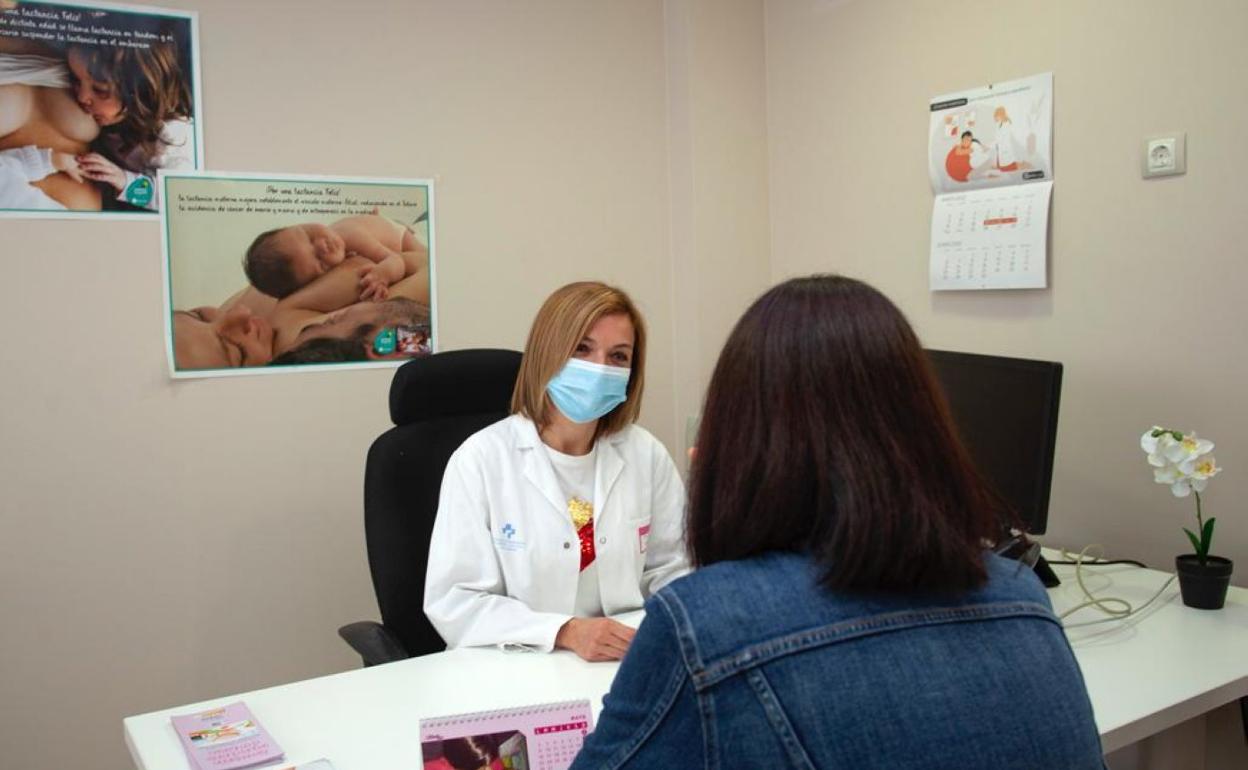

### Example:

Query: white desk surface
xmin=125 ymin=560 xmax=1248 ymax=769
xmin=1044 ymin=555 xmax=1247 ymax=752
xmin=124 ymin=646 xmax=622 ymax=770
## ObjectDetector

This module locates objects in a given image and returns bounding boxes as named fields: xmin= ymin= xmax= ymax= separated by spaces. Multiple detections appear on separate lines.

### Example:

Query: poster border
xmin=0 ymin=0 xmax=203 ymax=220
xmin=159 ymin=169 xmax=438 ymax=380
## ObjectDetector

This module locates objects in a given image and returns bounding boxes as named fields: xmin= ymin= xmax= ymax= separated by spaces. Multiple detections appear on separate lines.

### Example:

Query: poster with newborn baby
xmin=0 ymin=0 xmax=202 ymax=218
xmin=160 ymin=170 xmax=436 ymax=378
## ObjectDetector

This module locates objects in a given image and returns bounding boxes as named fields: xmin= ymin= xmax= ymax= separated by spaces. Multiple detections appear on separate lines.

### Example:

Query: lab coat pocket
xmin=626 ymin=516 xmax=653 ymax=556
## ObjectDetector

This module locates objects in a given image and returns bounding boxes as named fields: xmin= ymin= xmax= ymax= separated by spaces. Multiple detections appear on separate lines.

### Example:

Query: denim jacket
xmin=571 ymin=552 xmax=1103 ymax=769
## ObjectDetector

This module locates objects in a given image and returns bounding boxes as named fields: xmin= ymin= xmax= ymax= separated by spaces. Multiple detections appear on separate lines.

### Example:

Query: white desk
xmin=125 ymin=561 xmax=1248 ymax=769
xmin=1045 ymin=557 xmax=1247 ymax=753
xmin=124 ymin=647 xmax=622 ymax=769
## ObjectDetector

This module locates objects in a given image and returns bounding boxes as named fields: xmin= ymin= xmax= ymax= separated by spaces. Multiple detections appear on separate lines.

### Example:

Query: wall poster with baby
xmin=161 ymin=171 xmax=436 ymax=378
xmin=0 ymin=0 xmax=202 ymax=218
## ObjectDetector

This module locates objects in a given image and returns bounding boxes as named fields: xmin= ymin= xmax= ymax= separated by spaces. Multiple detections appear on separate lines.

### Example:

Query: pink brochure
xmin=170 ymin=701 xmax=284 ymax=770
xmin=420 ymin=699 xmax=594 ymax=770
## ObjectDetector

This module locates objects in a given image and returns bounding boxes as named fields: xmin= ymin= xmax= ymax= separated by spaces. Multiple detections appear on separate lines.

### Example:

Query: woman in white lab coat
xmin=992 ymin=106 xmax=1020 ymax=172
xmin=424 ymin=281 xmax=688 ymax=661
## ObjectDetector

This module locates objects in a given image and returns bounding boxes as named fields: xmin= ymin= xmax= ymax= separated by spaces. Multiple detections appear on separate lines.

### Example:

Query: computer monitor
xmin=926 ymin=349 xmax=1063 ymax=535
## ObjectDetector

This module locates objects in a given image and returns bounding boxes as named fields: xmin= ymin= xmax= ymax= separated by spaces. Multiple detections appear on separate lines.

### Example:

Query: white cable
xmin=1056 ymin=544 xmax=1176 ymax=629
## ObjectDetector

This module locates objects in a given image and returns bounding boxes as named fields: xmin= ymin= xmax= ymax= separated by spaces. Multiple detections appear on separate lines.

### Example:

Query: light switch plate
xmin=1143 ymin=132 xmax=1186 ymax=178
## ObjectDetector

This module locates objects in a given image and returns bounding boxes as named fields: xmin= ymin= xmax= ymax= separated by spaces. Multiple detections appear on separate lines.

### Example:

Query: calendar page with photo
xmin=419 ymin=700 xmax=593 ymax=770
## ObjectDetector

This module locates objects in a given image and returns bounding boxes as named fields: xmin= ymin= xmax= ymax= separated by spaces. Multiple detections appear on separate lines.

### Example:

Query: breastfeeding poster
xmin=928 ymin=73 xmax=1054 ymax=291
xmin=928 ymin=72 xmax=1052 ymax=194
xmin=0 ymin=0 xmax=202 ymax=218
xmin=161 ymin=171 xmax=437 ymax=379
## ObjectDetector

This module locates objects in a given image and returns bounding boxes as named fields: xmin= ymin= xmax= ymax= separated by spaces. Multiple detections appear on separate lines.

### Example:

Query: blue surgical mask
xmin=546 ymin=358 xmax=631 ymax=424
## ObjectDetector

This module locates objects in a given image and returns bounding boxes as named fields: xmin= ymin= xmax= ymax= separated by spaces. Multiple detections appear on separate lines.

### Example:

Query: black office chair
xmin=339 ymin=348 xmax=522 ymax=666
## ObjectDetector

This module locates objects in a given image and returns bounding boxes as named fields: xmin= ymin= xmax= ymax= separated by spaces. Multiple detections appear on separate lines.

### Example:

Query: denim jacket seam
xmin=698 ymin=682 xmax=718 ymax=770
xmin=656 ymin=590 xmax=708 ymax=677
xmin=746 ymin=668 xmax=816 ymax=770
xmin=596 ymin=621 xmax=696 ymax=769
xmin=693 ymin=600 xmax=1056 ymax=689
xmin=656 ymin=592 xmax=716 ymax=770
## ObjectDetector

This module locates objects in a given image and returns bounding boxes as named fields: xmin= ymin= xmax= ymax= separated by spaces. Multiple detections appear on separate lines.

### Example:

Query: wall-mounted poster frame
xmin=161 ymin=170 xmax=437 ymax=379
xmin=0 ymin=0 xmax=202 ymax=219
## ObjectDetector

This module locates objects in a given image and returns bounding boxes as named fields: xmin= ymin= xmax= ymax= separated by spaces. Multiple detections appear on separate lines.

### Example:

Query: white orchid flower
xmin=1142 ymin=426 xmax=1224 ymax=563
xmin=1181 ymin=433 xmax=1214 ymax=457
xmin=1194 ymin=455 xmax=1219 ymax=478
xmin=1143 ymin=429 xmax=1173 ymax=467
xmin=1153 ymin=464 xmax=1181 ymax=484
xmin=1162 ymin=436 xmax=1192 ymax=464
xmin=1180 ymin=453 xmax=1220 ymax=480
xmin=1153 ymin=463 xmax=1193 ymax=496
xmin=1163 ymin=432 xmax=1212 ymax=463
xmin=1141 ymin=426 xmax=1221 ymax=501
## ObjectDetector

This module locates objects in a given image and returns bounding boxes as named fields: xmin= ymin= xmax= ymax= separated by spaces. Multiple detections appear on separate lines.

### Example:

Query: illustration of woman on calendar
xmin=944 ymin=130 xmax=990 ymax=183
xmin=990 ymin=106 xmax=1032 ymax=174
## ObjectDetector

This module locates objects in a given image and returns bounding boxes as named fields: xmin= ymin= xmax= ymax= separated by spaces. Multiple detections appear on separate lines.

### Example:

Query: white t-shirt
xmin=544 ymin=443 xmax=603 ymax=617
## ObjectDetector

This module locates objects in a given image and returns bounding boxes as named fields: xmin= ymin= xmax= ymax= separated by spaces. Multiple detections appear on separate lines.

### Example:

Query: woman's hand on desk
xmin=555 ymin=617 xmax=635 ymax=662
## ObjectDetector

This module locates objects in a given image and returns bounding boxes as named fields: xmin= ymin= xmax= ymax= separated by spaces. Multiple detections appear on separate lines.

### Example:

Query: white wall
xmin=765 ymin=0 xmax=1247 ymax=577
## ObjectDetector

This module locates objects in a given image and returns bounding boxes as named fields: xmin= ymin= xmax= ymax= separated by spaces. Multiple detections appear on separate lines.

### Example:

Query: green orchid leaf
xmin=1184 ymin=527 xmax=1202 ymax=556
xmin=1202 ymin=517 xmax=1216 ymax=553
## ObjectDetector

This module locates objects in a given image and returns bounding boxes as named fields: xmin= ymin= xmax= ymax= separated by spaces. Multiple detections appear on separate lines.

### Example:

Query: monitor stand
xmin=998 ymin=537 xmax=1061 ymax=588
xmin=1032 ymin=554 xmax=1061 ymax=588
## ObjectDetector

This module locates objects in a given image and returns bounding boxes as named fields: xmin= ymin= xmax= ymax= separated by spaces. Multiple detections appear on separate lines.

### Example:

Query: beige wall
xmin=10 ymin=0 xmax=1243 ymax=767
xmin=766 ymin=0 xmax=1247 ymax=576
xmin=0 ymin=2 xmax=770 ymax=768
xmin=667 ymin=0 xmax=774 ymax=458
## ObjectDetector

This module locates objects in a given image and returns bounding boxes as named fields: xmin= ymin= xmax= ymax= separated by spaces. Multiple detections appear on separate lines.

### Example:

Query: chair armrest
xmin=338 ymin=621 xmax=411 ymax=666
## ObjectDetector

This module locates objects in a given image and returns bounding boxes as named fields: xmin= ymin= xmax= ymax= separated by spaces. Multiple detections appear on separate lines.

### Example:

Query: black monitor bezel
xmin=926 ymin=349 xmax=1062 ymax=535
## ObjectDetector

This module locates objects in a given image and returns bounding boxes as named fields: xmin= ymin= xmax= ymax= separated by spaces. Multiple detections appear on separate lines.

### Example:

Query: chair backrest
xmin=363 ymin=349 xmax=523 ymax=657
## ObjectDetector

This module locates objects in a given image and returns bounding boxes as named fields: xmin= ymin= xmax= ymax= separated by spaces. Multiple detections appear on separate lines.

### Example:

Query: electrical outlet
xmin=1143 ymin=133 xmax=1186 ymax=178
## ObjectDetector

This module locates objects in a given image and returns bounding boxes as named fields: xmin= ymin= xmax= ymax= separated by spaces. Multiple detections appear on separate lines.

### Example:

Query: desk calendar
xmin=420 ymin=699 xmax=593 ymax=770
xmin=929 ymin=181 xmax=1052 ymax=290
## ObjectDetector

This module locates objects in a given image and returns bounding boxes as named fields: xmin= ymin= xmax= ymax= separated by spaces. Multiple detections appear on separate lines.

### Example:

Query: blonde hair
xmin=511 ymin=281 xmax=647 ymax=436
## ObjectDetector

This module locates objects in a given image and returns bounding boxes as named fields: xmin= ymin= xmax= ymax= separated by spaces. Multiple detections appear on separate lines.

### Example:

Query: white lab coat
xmin=424 ymin=414 xmax=688 ymax=652
xmin=994 ymin=118 xmax=1018 ymax=168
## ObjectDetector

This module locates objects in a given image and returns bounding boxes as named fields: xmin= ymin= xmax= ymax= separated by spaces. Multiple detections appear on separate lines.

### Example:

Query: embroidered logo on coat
xmin=494 ymin=522 xmax=526 ymax=552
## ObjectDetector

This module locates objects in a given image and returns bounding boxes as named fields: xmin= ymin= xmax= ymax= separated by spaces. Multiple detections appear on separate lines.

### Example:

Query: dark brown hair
xmin=72 ymin=42 xmax=192 ymax=166
xmin=268 ymin=328 xmax=372 ymax=366
xmin=510 ymin=281 xmax=647 ymax=438
xmin=243 ymin=229 xmax=297 ymax=298
xmin=440 ymin=735 xmax=502 ymax=770
xmin=687 ymin=275 xmax=1004 ymax=592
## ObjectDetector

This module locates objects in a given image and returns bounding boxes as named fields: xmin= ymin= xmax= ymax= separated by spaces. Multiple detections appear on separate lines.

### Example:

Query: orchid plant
xmin=1140 ymin=426 xmax=1222 ymax=564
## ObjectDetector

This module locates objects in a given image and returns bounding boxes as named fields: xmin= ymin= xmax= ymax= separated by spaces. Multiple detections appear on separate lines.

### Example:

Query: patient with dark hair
xmin=570 ymin=275 xmax=1104 ymax=769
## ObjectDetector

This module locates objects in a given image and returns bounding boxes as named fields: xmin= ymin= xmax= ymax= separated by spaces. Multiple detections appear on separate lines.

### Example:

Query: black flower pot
xmin=1175 ymin=555 xmax=1234 ymax=610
